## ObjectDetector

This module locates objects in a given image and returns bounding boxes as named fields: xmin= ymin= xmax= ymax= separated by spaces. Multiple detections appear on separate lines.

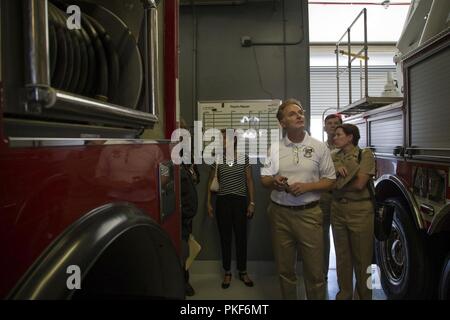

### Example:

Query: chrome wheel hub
xmin=381 ymin=221 xmax=407 ymax=285
xmin=390 ymin=239 xmax=404 ymax=266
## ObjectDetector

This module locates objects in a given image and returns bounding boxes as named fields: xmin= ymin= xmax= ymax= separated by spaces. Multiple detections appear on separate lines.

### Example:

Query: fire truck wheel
xmin=438 ymin=253 xmax=450 ymax=299
xmin=375 ymin=198 xmax=434 ymax=299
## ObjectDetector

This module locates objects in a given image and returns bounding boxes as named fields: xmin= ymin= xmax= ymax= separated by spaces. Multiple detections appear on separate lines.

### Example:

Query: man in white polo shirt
xmin=261 ymin=98 xmax=336 ymax=300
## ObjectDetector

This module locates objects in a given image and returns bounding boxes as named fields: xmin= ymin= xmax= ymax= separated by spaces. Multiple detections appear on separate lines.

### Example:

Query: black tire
xmin=439 ymin=253 xmax=450 ymax=299
xmin=375 ymin=198 xmax=434 ymax=299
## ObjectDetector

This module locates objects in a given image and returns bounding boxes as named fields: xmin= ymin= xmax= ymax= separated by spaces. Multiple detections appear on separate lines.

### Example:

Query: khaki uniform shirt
xmin=332 ymin=146 xmax=375 ymax=200
xmin=322 ymin=141 xmax=339 ymax=197
xmin=325 ymin=141 xmax=338 ymax=153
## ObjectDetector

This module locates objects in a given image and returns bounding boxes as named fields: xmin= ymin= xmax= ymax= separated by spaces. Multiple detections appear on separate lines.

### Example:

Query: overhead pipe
xmin=180 ymin=0 xmax=247 ymax=5
xmin=308 ymin=1 xmax=410 ymax=5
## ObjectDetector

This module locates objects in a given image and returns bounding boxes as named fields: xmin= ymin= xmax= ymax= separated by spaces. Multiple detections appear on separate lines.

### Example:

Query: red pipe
xmin=164 ymin=0 xmax=179 ymax=138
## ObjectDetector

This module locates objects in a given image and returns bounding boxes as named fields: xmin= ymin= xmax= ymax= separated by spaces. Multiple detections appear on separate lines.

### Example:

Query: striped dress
xmin=212 ymin=153 xmax=250 ymax=197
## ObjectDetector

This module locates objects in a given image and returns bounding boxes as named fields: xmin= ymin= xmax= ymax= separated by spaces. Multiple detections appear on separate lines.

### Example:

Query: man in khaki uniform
xmin=261 ymin=99 xmax=336 ymax=300
xmin=319 ymin=114 xmax=342 ymax=281
xmin=331 ymin=124 xmax=375 ymax=300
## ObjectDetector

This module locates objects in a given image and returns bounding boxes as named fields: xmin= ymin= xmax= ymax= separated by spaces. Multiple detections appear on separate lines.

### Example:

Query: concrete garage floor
xmin=187 ymin=234 xmax=387 ymax=300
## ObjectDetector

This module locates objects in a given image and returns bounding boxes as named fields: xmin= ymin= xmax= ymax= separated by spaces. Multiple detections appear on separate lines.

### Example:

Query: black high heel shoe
xmin=238 ymin=272 xmax=254 ymax=287
xmin=221 ymin=272 xmax=232 ymax=289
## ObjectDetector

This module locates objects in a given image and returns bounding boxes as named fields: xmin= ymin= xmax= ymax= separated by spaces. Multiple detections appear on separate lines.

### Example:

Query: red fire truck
xmin=0 ymin=0 xmax=184 ymax=299
xmin=338 ymin=5 xmax=450 ymax=299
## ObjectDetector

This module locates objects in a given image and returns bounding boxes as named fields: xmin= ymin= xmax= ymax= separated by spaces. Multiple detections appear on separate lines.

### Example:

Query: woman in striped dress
xmin=207 ymin=130 xmax=256 ymax=289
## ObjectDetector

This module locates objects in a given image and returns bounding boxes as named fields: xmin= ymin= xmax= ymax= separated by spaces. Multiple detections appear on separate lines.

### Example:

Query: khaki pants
xmin=331 ymin=199 xmax=374 ymax=300
xmin=319 ymin=192 xmax=333 ymax=279
xmin=268 ymin=202 xmax=326 ymax=300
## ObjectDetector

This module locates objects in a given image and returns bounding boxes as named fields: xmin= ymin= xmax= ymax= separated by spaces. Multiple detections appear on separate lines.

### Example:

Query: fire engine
xmin=338 ymin=1 xmax=450 ymax=299
xmin=0 ymin=0 xmax=184 ymax=299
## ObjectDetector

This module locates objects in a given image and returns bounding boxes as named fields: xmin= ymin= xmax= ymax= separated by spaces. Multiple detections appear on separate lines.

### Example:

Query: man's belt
xmin=271 ymin=200 xmax=319 ymax=210
xmin=334 ymin=197 xmax=371 ymax=203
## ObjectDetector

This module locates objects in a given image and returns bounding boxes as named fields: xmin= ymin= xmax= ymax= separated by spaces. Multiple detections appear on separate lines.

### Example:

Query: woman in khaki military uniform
xmin=331 ymin=124 xmax=375 ymax=300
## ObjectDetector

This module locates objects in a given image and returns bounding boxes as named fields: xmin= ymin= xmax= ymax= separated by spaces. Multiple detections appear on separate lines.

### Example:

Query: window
xmin=310 ymin=45 xmax=398 ymax=140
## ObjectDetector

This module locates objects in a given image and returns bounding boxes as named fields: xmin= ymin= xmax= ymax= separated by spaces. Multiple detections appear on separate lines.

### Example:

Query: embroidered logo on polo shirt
xmin=304 ymin=146 xmax=314 ymax=158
